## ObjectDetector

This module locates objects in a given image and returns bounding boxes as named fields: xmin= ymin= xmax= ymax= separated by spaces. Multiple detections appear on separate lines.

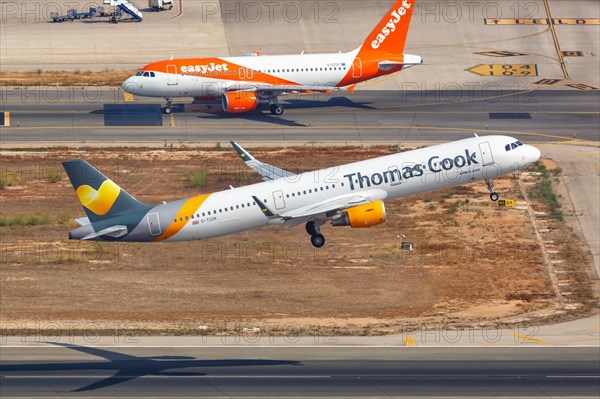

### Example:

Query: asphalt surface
xmin=1 ymin=346 xmax=599 ymax=398
xmin=1 ymin=89 xmax=599 ymax=144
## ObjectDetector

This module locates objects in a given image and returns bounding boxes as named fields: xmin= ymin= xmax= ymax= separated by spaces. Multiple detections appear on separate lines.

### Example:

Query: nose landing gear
xmin=486 ymin=179 xmax=499 ymax=201
xmin=306 ymin=220 xmax=325 ymax=248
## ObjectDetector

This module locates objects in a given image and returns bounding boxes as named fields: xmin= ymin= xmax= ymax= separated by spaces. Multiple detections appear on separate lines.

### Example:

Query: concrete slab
xmin=1 ymin=1 xmax=597 ymax=91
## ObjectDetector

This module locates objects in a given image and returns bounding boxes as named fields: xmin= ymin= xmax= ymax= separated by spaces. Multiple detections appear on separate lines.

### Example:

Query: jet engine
xmin=332 ymin=200 xmax=386 ymax=228
xmin=222 ymin=92 xmax=258 ymax=113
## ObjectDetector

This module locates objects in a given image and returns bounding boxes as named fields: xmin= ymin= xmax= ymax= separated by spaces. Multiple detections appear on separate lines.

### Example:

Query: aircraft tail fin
xmin=62 ymin=159 xmax=149 ymax=223
xmin=359 ymin=0 xmax=415 ymax=58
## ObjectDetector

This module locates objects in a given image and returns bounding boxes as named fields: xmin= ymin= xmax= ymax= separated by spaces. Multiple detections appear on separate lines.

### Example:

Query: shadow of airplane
xmin=283 ymin=96 xmax=377 ymax=111
xmin=1 ymin=342 xmax=301 ymax=392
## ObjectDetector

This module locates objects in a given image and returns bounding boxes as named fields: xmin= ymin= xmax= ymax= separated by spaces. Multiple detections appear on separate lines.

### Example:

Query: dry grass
xmin=0 ymin=70 xmax=135 ymax=86
xmin=0 ymin=146 xmax=593 ymax=335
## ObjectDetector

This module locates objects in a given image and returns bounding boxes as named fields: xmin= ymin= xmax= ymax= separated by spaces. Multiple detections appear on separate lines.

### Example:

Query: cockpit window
xmin=150 ymin=72 xmax=155 ymax=77
xmin=143 ymin=72 xmax=150 ymax=77
xmin=506 ymin=140 xmax=525 ymax=151
xmin=135 ymin=71 xmax=143 ymax=76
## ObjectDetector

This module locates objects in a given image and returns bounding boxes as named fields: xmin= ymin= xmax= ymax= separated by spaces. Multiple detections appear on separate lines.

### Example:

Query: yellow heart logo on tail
xmin=76 ymin=180 xmax=121 ymax=215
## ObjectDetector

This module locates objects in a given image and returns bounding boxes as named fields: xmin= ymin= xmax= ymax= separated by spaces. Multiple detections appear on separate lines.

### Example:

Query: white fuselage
xmin=157 ymin=135 xmax=540 ymax=242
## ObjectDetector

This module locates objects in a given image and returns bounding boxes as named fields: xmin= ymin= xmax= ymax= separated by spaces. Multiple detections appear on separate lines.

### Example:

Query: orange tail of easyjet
xmin=358 ymin=0 xmax=415 ymax=59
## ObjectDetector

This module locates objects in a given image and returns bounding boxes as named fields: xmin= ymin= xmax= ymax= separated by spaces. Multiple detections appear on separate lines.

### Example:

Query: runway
xmin=1 ymin=89 xmax=598 ymax=145
xmin=1 ymin=346 xmax=599 ymax=398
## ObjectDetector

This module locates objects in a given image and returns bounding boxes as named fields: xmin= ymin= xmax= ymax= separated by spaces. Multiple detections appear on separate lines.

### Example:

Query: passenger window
xmin=173 ymin=218 xmax=177 ymax=223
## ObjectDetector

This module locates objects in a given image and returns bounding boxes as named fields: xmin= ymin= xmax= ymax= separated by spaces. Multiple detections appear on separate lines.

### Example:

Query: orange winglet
xmin=347 ymin=84 xmax=357 ymax=94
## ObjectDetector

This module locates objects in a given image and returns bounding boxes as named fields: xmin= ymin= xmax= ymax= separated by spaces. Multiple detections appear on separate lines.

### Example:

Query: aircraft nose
xmin=528 ymin=145 xmax=541 ymax=163
xmin=122 ymin=76 xmax=140 ymax=95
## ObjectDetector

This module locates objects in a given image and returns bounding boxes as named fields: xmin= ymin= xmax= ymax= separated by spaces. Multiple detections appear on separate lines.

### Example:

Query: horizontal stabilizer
xmin=75 ymin=217 xmax=90 ymax=226
xmin=82 ymin=225 xmax=128 ymax=241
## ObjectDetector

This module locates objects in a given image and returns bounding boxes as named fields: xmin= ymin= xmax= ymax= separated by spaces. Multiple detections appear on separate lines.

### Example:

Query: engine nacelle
xmin=222 ymin=92 xmax=258 ymax=113
xmin=332 ymin=200 xmax=386 ymax=228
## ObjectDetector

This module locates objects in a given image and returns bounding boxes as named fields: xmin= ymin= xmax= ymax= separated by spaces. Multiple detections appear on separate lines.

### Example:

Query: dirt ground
xmin=0 ymin=146 xmax=596 ymax=336
xmin=0 ymin=71 xmax=134 ymax=87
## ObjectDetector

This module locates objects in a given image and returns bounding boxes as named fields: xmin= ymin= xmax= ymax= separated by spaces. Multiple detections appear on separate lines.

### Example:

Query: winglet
xmin=252 ymin=196 xmax=276 ymax=218
xmin=230 ymin=141 xmax=255 ymax=162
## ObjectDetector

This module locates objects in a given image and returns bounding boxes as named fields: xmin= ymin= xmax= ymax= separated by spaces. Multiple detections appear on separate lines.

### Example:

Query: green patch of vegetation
xmin=56 ymin=211 xmax=73 ymax=225
xmin=447 ymin=201 xmax=458 ymax=214
xmin=0 ymin=172 xmax=18 ymax=190
xmin=0 ymin=213 xmax=50 ymax=227
xmin=45 ymin=169 xmax=63 ymax=183
xmin=527 ymin=162 xmax=563 ymax=221
xmin=442 ymin=192 xmax=455 ymax=199
xmin=189 ymin=170 xmax=208 ymax=188
xmin=52 ymin=254 xmax=81 ymax=264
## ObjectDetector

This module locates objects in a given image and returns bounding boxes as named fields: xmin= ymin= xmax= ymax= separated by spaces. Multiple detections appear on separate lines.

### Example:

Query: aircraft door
xmin=273 ymin=190 xmax=286 ymax=210
xmin=352 ymin=58 xmax=362 ymax=78
xmin=147 ymin=213 xmax=162 ymax=236
xmin=167 ymin=64 xmax=178 ymax=85
xmin=478 ymin=142 xmax=495 ymax=166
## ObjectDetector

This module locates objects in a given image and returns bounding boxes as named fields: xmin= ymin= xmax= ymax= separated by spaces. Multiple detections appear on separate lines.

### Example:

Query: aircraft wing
xmin=230 ymin=141 xmax=294 ymax=181
xmin=253 ymin=188 xmax=387 ymax=226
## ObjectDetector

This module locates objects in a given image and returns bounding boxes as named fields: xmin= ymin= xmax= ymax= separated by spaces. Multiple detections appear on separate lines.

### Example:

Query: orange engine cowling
xmin=222 ymin=92 xmax=258 ymax=113
xmin=332 ymin=200 xmax=387 ymax=228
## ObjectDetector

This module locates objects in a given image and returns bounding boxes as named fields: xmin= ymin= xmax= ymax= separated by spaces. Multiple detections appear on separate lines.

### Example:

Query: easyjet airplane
xmin=63 ymin=136 xmax=540 ymax=248
xmin=122 ymin=0 xmax=422 ymax=115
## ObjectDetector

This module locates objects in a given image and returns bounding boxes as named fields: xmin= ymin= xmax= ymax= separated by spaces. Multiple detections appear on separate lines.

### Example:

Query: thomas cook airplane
xmin=63 ymin=136 xmax=540 ymax=248
xmin=122 ymin=0 xmax=422 ymax=115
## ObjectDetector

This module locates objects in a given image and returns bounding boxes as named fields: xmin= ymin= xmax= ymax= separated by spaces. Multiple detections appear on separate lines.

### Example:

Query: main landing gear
xmin=164 ymin=97 xmax=173 ymax=114
xmin=486 ymin=179 xmax=499 ymax=201
xmin=270 ymin=104 xmax=284 ymax=116
xmin=306 ymin=220 xmax=325 ymax=248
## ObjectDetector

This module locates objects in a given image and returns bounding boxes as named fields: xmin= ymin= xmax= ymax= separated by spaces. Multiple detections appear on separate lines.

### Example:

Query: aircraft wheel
xmin=270 ymin=105 xmax=284 ymax=116
xmin=164 ymin=106 xmax=172 ymax=114
xmin=311 ymin=234 xmax=325 ymax=248
xmin=305 ymin=221 xmax=316 ymax=236
xmin=490 ymin=192 xmax=499 ymax=202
